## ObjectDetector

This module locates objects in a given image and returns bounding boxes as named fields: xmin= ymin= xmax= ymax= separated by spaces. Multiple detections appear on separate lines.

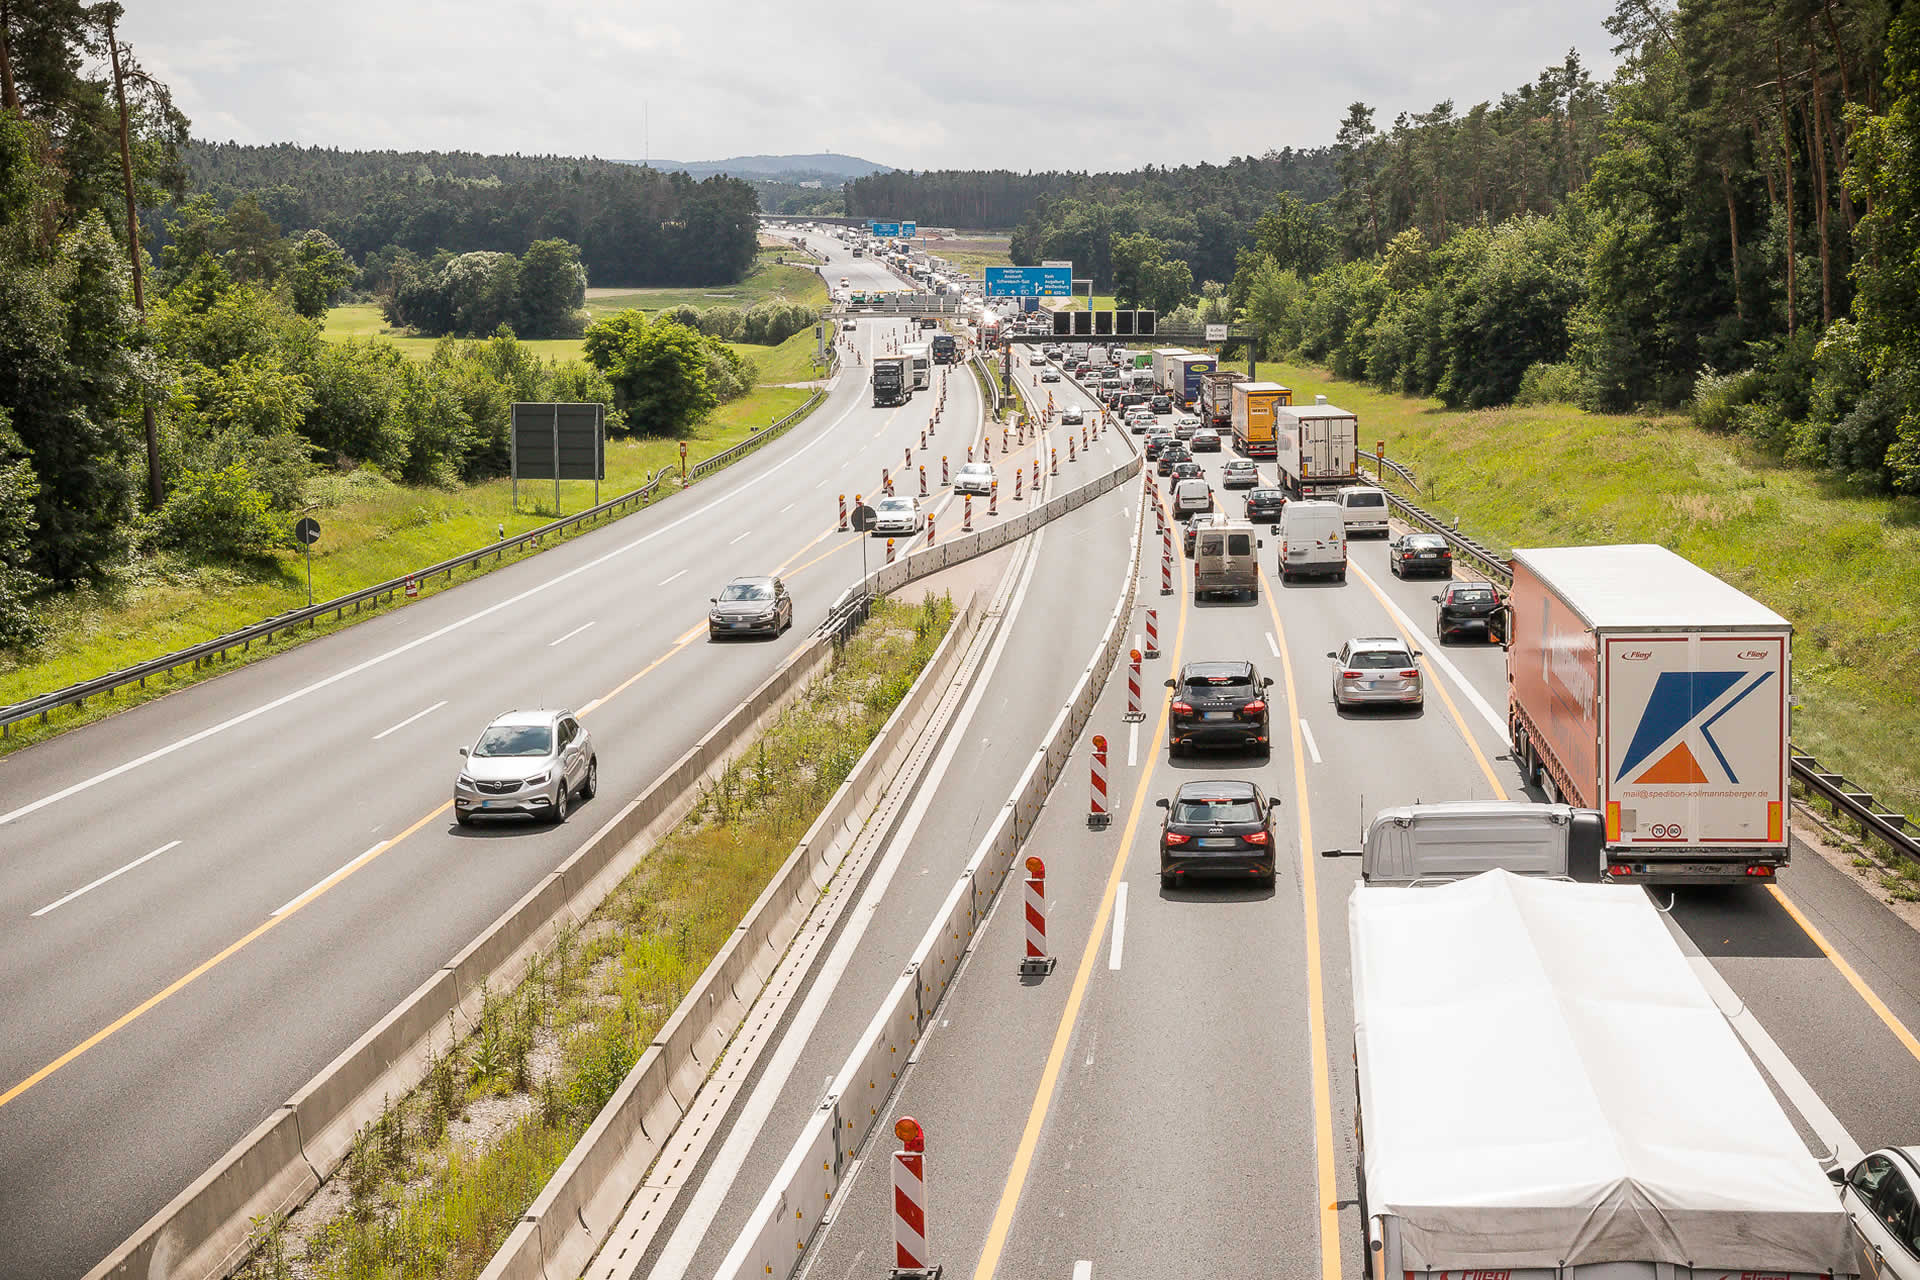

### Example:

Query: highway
xmin=0 ymin=234 xmax=1129 ymax=1279
xmin=668 ymin=348 xmax=1920 ymax=1280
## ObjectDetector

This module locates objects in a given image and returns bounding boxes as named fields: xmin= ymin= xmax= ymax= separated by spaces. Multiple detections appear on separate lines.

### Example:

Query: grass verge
xmin=233 ymin=594 xmax=957 ymax=1280
xmin=0 ymin=386 xmax=820 ymax=757
xmin=1261 ymin=360 xmax=1920 ymax=824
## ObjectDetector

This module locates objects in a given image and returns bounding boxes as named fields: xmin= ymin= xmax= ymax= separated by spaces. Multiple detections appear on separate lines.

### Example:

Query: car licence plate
xmin=1202 ymin=711 xmax=1233 ymax=720
xmin=480 ymin=800 xmax=498 ymax=810
xmin=1197 ymin=838 xmax=1239 ymax=849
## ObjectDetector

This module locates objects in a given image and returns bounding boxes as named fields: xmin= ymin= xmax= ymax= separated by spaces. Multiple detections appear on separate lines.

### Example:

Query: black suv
xmin=1151 ymin=394 xmax=1173 ymax=414
xmin=1166 ymin=660 xmax=1275 ymax=757
xmin=1245 ymin=488 xmax=1288 ymax=523
xmin=1156 ymin=442 xmax=1193 ymax=475
xmin=1157 ymin=780 xmax=1277 ymax=888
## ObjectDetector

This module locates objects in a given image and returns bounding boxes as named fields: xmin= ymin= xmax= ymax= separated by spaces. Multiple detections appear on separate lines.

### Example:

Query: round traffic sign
xmin=850 ymin=503 xmax=877 ymax=533
xmin=293 ymin=517 xmax=321 ymax=545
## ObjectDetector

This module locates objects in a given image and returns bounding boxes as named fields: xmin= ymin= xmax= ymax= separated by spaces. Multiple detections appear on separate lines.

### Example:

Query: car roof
xmin=729 ymin=574 xmax=775 ymax=586
xmin=1173 ymin=779 xmax=1258 ymax=799
xmin=1404 ymin=531 xmax=1448 ymax=542
xmin=490 ymin=708 xmax=563 ymax=727
xmin=878 ymin=495 xmax=914 ymax=506
xmin=1347 ymin=636 xmax=1411 ymax=651
xmin=1182 ymin=660 xmax=1255 ymax=678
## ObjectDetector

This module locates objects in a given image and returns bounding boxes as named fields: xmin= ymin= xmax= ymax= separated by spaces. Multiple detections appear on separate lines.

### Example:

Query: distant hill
xmin=626 ymin=153 xmax=889 ymax=184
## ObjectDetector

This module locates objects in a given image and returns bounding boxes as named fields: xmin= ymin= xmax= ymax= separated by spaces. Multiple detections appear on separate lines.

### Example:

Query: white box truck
xmin=1274 ymin=396 xmax=1358 ymax=497
xmin=1349 ymin=869 xmax=1858 ymax=1280
xmin=1504 ymin=543 xmax=1793 ymax=883
xmin=1150 ymin=347 xmax=1191 ymax=391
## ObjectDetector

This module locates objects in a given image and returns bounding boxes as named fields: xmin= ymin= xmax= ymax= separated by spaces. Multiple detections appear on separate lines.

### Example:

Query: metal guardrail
xmin=1370 ymin=453 xmax=1920 ymax=872
xmin=3 ymin=388 xmax=829 ymax=739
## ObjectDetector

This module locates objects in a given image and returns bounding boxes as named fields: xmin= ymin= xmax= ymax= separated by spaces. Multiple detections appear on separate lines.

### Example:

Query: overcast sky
xmin=127 ymin=1 xmax=1623 ymax=171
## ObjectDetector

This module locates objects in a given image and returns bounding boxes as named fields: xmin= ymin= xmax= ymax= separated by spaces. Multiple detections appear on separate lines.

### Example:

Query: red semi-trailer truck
xmin=1505 ymin=544 xmax=1793 ymax=884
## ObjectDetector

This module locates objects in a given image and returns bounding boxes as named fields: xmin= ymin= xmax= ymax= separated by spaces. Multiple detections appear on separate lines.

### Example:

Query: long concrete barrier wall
xmin=717 ymin=465 xmax=1150 ymax=1280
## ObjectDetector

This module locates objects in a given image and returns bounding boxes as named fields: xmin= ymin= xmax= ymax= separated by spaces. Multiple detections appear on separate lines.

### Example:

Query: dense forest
xmin=172 ymin=143 xmax=760 ymax=287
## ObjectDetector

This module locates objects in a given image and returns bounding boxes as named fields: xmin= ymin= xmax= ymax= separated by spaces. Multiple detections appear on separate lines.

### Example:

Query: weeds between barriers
xmin=233 ymin=594 xmax=955 ymax=1280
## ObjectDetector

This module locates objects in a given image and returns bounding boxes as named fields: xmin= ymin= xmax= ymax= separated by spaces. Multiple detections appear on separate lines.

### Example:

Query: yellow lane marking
xmin=1350 ymin=568 xmax=1507 ymax=800
xmin=1768 ymin=885 xmax=1920 ymax=1064
xmin=972 ymin=513 xmax=1187 ymax=1280
xmin=1259 ymin=566 xmax=1345 ymax=1280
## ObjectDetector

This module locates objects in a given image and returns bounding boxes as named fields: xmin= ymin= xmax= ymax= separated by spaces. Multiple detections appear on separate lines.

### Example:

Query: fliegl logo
xmin=1616 ymin=669 xmax=1776 ymax=786
xmin=1620 ymin=649 xmax=1653 ymax=661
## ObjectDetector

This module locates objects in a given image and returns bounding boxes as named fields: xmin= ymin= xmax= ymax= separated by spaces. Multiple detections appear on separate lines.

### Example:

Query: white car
xmin=870 ymin=495 xmax=923 ymax=536
xmin=1329 ymin=637 xmax=1423 ymax=710
xmin=1837 ymin=1147 xmax=1920 ymax=1279
xmin=1061 ymin=406 xmax=1084 ymax=425
xmin=953 ymin=462 xmax=996 ymax=495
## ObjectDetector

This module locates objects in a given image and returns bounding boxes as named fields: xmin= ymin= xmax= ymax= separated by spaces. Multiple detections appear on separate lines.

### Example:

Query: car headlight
xmin=458 ymin=773 xmax=475 ymax=788
xmin=525 ymin=769 xmax=552 ymax=788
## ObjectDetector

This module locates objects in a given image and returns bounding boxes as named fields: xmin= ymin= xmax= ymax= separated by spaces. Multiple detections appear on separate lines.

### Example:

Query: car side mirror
xmin=1325 ymin=651 xmax=1337 ymax=660
xmin=1264 ymin=677 xmax=1275 ymax=687
xmin=711 ymin=597 xmax=719 ymax=604
xmin=1430 ymin=594 xmax=1440 ymax=603
xmin=1164 ymin=678 xmax=1176 ymax=688
xmin=1826 ymin=1166 xmax=1847 ymax=1186
xmin=458 ymin=746 xmax=468 ymax=757
xmin=1155 ymin=797 xmax=1170 ymax=809
xmin=1412 ymin=651 xmax=1423 ymax=659
xmin=1258 ymin=539 xmax=1265 ymax=548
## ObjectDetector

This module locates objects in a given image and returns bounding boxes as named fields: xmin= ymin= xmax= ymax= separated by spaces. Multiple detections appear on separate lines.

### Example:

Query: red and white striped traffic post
xmin=891 ymin=1116 xmax=936 ymax=1277
xmin=1050 ymin=447 xmax=1058 ymax=477
xmin=1088 ymin=735 xmax=1111 ymax=829
xmin=1031 ymin=458 xmax=1040 ymax=492
xmin=966 ymin=445 xmax=973 ymax=464
xmin=1020 ymin=855 xmax=1055 ymax=976
xmin=886 ymin=537 xmax=897 ymax=565
xmin=926 ymin=512 xmax=936 ymax=545
xmin=942 ymin=455 xmax=949 ymax=485
xmin=404 ymin=575 xmax=419 ymax=599
xmin=1143 ymin=608 xmax=1160 ymax=658
xmin=1161 ymin=547 xmax=1174 ymax=595
xmin=989 ymin=480 xmax=999 ymax=517
xmin=1068 ymin=434 xmax=1077 ymax=463
xmin=919 ymin=465 xmax=928 ymax=496
xmin=919 ymin=426 xmax=926 ymax=450
xmin=1014 ymin=467 xmax=1023 ymax=501
xmin=883 ymin=468 xmax=893 ymax=497
xmin=904 ymin=445 xmax=912 ymax=471
xmin=1125 ymin=648 xmax=1146 ymax=722
xmin=838 ymin=493 xmax=848 ymax=532
xmin=1082 ymin=424 xmax=1089 ymax=451
xmin=962 ymin=496 xmax=973 ymax=532
xmin=1002 ymin=425 xmax=1009 ymax=453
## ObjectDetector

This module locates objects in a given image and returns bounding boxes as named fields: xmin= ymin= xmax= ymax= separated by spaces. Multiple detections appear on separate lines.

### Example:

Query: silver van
xmin=1192 ymin=518 xmax=1262 ymax=601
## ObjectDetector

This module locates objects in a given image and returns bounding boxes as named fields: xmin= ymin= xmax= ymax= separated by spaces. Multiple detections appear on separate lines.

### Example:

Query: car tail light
xmin=1243 ymin=830 xmax=1270 ymax=845
xmin=1441 ymin=550 xmax=1452 ymax=559
xmin=1399 ymin=669 xmax=1419 ymax=678
xmin=1343 ymin=671 xmax=1362 ymax=680
xmin=1401 ymin=551 xmax=1413 ymax=560
xmin=1171 ymin=701 xmax=1193 ymax=715
xmin=1165 ymin=831 xmax=1191 ymax=846
xmin=1242 ymin=699 xmax=1266 ymax=715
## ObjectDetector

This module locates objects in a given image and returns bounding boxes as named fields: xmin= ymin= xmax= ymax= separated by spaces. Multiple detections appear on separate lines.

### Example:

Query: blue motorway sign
xmin=869 ymin=221 xmax=918 ymax=238
xmin=984 ymin=265 xmax=1073 ymax=298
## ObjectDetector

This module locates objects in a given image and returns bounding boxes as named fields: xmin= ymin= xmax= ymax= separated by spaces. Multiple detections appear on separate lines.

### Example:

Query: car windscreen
xmin=1251 ymin=490 xmax=1284 ymax=500
xmin=473 ymin=725 xmax=552 ymax=757
xmin=1406 ymin=534 xmax=1447 ymax=548
xmin=721 ymin=582 xmax=772 ymax=601
xmin=1348 ymin=650 xmax=1413 ymax=669
xmin=1345 ymin=491 xmax=1386 ymax=507
xmin=1448 ymin=585 xmax=1496 ymax=601
xmin=878 ymin=499 xmax=913 ymax=513
xmin=1184 ymin=667 xmax=1253 ymax=690
xmin=1174 ymin=797 xmax=1260 ymax=823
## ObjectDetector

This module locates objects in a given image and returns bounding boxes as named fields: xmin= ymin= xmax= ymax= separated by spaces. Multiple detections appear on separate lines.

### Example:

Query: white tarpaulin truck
xmin=1349 ymin=869 xmax=1857 ymax=1280
xmin=1505 ymin=543 xmax=1793 ymax=883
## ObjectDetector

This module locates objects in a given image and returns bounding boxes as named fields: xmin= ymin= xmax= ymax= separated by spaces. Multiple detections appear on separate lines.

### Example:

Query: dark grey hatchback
xmin=1158 ymin=780 xmax=1277 ymax=888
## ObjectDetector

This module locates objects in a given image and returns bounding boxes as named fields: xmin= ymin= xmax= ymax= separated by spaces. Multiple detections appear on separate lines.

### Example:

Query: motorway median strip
xmin=230 ymin=596 xmax=957 ymax=1280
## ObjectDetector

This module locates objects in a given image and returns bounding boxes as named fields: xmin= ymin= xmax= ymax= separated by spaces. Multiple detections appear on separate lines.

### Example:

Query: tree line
xmin=171 ymin=141 xmax=761 ymax=288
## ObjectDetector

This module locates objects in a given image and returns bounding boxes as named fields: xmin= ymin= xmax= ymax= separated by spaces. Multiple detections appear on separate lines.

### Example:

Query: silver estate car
xmin=454 ymin=709 xmax=596 ymax=826
xmin=1329 ymin=637 xmax=1424 ymax=710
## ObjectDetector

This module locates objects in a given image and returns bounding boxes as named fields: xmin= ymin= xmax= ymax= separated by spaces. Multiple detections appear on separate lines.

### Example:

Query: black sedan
xmin=1434 ymin=580 xmax=1503 ymax=643
xmin=1170 ymin=460 xmax=1205 ymax=484
xmin=1166 ymin=660 xmax=1274 ymax=758
xmin=1389 ymin=531 xmax=1454 ymax=578
xmin=1245 ymin=488 xmax=1287 ymax=522
xmin=1157 ymin=780 xmax=1277 ymax=888
xmin=1156 ymin=442 xmax=1193 ymax=475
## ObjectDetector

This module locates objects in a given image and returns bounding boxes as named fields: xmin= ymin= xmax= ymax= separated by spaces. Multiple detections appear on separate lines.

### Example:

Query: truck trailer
xmin=1273 ymin=396 xmax=1358 ymax=496
xmin=1165 ymin=353 xmax=1215 ymax=405
xmin=1150 ymin=347 xmax=1191 ymax=391
xmin=1199 ymin=370 xmax=1248 ymax=427
xmin=901 ymin=343 xmax=931 ymax=391
xmin=1229 ymin=381 xmax=1290 ymax=459
xmin=1349 ymin=868 xmax=1855 ymax=1280
xmin=1504 ymin=543 xmax=1792 ymax=883
xmin=871 ymin=355 xmax=909 ymax=407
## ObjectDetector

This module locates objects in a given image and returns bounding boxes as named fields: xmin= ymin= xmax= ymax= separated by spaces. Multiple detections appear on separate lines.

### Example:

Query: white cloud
xmin=122 ymin=0 xmax=1621 ymax=169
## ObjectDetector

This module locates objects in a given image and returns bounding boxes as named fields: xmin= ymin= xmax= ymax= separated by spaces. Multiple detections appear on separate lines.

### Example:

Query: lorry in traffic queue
xmin=901 ymin=342 xmax=932 ymax=391
xmin=978 ymin=313 xmax=1004 ymax=350
xmin=1346 ymin=855 xmax=1855 ymax=1280
xmin=1502 ymin=543 xmax=1793 ymax=884
xmin=1150 ymin=347 xmax=1192 ymax=391
xmin=1165 ymin=353 xmax=1216 ymax=406
xmin=871 ymin=354 xmax=909 ymax=407
xmin=930 ymin=332 xmax=957 ymax=364
xmin=1274 ymin=396 xmax=1359 ymax=497
xmin=1199 ymin=369 xmax=1248 ymax=427
xmin=1229 ymin=381 xmax=1291 ymax=458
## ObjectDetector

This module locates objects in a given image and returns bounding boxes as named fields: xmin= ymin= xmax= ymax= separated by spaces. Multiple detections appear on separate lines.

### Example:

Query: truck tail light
xmin=1745 ymin=865 xmax=1774 ymax=877
xmin=1607 ymin=864 xmax=1634 ymax=878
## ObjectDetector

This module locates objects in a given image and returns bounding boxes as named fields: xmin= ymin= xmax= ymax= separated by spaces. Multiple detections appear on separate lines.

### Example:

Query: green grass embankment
xmin=1263 ymin=361 xmax=1920 ymax=821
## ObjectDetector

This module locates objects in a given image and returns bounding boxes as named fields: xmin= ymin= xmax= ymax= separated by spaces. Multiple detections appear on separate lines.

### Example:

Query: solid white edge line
xmin=547 ymin=620 xmax=596 ymax=648
xmin=32 ymin=840 xmax=182 ymax=917
xmin=371 ymin=699 xmax=447 ymax=741
xmin=1299 ymin=718 xmax=1323 ymax=765
xmin=1073 ymin=1263 xmax=1093 ymax=1280
xmin=271 ymin=839 xmax=390 ymax=918
xmin=0 ymin=392 xmax=871 ymax=830
xmin=658 ymin=568 xmax=688 ymax=586
xmin=1351 ymin=561 xmax=1508 ymax=736
xmin=1108 ymin=883 xmax=1127 ymax=970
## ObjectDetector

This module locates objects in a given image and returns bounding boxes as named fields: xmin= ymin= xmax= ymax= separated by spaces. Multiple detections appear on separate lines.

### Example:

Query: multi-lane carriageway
xmin=0 ymin=226 xmax=1913 ymax=1280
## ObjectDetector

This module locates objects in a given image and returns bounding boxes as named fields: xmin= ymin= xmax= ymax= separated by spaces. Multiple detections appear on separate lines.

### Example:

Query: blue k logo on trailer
xmin=1615 ymin=669 xmax=1777 ymax=785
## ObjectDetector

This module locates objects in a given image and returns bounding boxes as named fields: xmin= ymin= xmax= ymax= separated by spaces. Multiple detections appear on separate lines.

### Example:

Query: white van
xmin=1336 ymin=485 xmax=1390 ymax=536
xmin=1172 ymin=478 xmax=1213 ymax=518
xmin=1278 ymin=500 xmax=1346 ymax=583
xmin=1192 ymin=518 xmax=1262 ymax=601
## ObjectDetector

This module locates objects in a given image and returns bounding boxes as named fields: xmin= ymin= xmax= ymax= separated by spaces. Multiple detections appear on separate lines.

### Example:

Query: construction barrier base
xmin=1018 ymin=955 xmax=1057 ymax=976
xmin=1087 ymin=812 xmax=1112 ymax=829
xmin=892 ymin=1268 xmax=944 ymax=1280
xmin=1123 ymin=710 xmax=1145 ymax=724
